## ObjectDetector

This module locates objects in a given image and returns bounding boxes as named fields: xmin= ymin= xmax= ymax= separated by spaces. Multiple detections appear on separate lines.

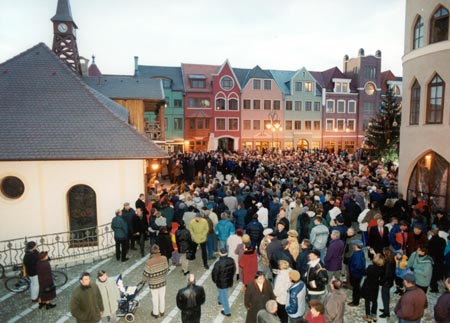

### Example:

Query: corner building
xmin=399 ymin=0 xmax=450 ymax=213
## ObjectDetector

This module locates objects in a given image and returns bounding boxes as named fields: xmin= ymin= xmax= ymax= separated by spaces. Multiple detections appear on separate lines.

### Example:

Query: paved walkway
xmin=0 ymin=245 xmax=441 ymax=323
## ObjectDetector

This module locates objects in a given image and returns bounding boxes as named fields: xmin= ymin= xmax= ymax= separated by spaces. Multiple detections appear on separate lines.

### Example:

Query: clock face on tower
xmin=57 ymin=23 xmax=68 ymax=33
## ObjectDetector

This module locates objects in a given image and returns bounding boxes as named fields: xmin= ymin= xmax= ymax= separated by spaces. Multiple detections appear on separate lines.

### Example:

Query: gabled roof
xmin=213 ymin=59 xmax=242 ymax=90
xmin=233 ymin=67 xmax=251 ymax=89
xmin=270 ymin=69 xmax=295 ymax=95
xmin=83 ymin=75 xmax=164 ymax=100
xmin=50 ymin=0 xmax=77 ymax=28
xmin=247 ymin=65 xmax=273 ymax=80
xmin=0 ymin=43 xmax=167 ymax=161
xmin=232 ymin=65 xmax=273 ymax=88
xmin=137 ymin=65 xmax=184 ymax=91
xmin=311 ymin=66 xmax=352 ymax=92
xmin=181 ymin=63 xmax=219 ymax=92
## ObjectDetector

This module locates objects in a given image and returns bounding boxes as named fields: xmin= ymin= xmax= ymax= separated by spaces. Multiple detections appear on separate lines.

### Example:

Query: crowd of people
xmin=23 ymin=149 xmax=450 ymax=322
xmin=116 ymin=149 xmax=450 ymax=322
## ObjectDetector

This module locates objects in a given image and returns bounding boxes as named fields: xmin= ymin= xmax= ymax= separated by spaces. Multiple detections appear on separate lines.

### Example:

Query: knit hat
xmin=351 ymin=239 xmax=363 ymax=248
xmin=236 ymin=229 xmax=244 ymax=236
xmin=289 ymin=270 xmax=301 ymax=282
xmin=403 ymin=271 xmax=416 ymax=283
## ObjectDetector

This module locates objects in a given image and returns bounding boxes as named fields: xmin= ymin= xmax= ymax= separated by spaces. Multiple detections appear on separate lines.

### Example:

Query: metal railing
xmin=0 ymin=223 xmax=115 ymax=270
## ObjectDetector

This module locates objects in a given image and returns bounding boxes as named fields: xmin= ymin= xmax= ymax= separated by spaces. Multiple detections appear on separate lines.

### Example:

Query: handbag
xmin=186 ymin=242 xmax=196 ymax=260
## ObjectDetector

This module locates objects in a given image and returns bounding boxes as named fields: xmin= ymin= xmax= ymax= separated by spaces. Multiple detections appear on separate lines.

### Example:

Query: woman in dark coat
xmin=176 ymin=220 xmax=192 ymax=275
xmin=380 ymin=248 xmax=395 ymax=318
xmin=158 ymin=226 xmax=174 ymax=263
xmin=361 ymin=252 xmax=385 ymax=322
xmin=36 ymin=251 xmax=56 ymax=309
xmin=244 ymin=271 xmax=275 ymax=323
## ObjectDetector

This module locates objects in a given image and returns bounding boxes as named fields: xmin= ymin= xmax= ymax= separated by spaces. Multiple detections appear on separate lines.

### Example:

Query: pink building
xmin=235 ymin=66 xmax=284 ymax=151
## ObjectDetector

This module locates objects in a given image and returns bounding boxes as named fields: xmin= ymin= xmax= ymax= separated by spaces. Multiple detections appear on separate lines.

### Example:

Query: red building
xmin=181 ymin=63 xmax=218 ymax=152
xmin=211 ymin=60 xmax=241 ymax=151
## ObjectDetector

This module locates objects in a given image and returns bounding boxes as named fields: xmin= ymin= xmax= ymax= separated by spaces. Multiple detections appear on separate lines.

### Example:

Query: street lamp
xmin=334 ymin=127 xmax=350 ymax=152
xmin=266 ymin=111 xmax=283 ymax=150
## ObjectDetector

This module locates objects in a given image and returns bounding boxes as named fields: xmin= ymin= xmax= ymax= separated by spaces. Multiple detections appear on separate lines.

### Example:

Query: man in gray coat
xmin=322 ymin=278 xmax=346 ymax=323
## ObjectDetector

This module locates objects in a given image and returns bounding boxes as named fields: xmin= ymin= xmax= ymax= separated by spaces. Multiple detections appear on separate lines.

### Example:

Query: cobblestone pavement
xmin=0 ymin=245 xmax=442 ymax=323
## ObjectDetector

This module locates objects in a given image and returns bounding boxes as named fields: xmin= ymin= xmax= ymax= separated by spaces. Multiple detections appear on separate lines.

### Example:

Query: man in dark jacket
xmin=70 ymin=272 xmax=104 ymax=323
xmin=348 ymin=239 xmax=365 ymax=306
xmin=176 ymin=274 xmax=206 ymax=323
xmin=111 ymin=209 xmax=129 ymax=262
xmin=434 ymin=277 xmax=450 ymax=322
xmin=295 ymin=239 xmax=312 ymax=282
xmin=368 ymin=218 xmax=389 ymax=257
xmin=305 ymin=249 xmax=328 ymax=300
xmin=212 ymin=248 xmax=236 ymax=317
xmin=23 ymin=241 xmax=40 ymax=302
xmin=135 ymin=193 xmax=149 ymax=217
xmin=394 ymin=272 xmax=428 ymax=322
xmin=246 ymin=214 xmax=264 ymax=250
xmin=132 ymin=208 xmax=148 ymax=257
xmin=121 ymin=202 xmax=136 ymax=250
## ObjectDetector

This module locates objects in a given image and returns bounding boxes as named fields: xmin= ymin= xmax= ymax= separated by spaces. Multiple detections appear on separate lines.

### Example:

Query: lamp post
xmin=333 ymin=127 xmax=350 ymax=153
xmin=266 ymin=111 xmax=283 ymax=151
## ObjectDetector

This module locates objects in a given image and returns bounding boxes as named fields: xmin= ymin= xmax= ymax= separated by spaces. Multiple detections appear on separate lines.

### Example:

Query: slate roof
xmin=233 ymin=68 xmax=251 ymax=89
xmin=0 ymin=43 xmax=167 ymax=161
xmin=311 ymin=67 xmax=353 ymax=92
xmin=233 ymin=66 xmax=273 ymax=89
xmin=137 ymin=65 xmax=184 ymax=91
xmin=269 ymin=69 xmax=294 ymax=95
xmin=83 ymin=75 xmax=164 ymax=100
xmin=50 ymin=0 xmax=77 ymax=28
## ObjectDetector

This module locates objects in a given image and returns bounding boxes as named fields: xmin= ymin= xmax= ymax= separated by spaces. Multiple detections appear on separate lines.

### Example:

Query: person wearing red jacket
xmin=239 ymin=243 xmax=258 ymax=287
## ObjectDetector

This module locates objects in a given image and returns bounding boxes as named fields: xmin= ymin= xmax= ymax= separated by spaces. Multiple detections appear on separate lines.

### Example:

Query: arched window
xmin=410 ymin=80 xmax=421 ymax=125
xmin=216 ymin=98 xmax=225 ymax=110
xmin=228 ymin=98 xmax=238 ymax=110
xmin=427 ymin=74 xmax=445 ymax=124
xmin=430 ymin=6 xmax=449 ymax=43
xmin=413 ymin=16 xmax=424 ymax=49
xmin=68 ymin=185 xmax=98 ymax=246
xmin=408 ymin=151 xmax=450 ymax=213
xmin=297 ymin=139 xmax=309 ymax=150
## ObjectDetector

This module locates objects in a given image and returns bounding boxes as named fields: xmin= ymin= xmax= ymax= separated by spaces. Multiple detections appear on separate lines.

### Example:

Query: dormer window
xmin=333 ymin=79 xmax=350 ymax=93
xmin=188 ymin=74 xmax=206 ymax=88
xmin=162 ymin=79 xmax=171 ymax=88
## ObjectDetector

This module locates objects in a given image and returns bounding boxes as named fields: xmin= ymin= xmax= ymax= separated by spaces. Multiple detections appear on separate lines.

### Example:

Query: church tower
xmin=51 ymin=0 xmax=82 ymax=74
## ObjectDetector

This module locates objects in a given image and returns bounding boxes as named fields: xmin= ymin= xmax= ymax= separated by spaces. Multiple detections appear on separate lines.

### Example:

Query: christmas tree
xmin=364 ymin=82 xmax=401 ymax=162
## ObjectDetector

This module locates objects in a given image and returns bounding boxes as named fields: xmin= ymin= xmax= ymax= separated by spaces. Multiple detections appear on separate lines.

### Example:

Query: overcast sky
xmin=0 ymin=0 xmax=406 ymax=76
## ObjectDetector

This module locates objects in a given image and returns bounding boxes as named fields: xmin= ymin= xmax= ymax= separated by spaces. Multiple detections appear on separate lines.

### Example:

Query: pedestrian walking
xmin=176 ymin=274 xmax=206 ymax=323
xmin=70 ymin=272 xmax=104 ymax=323
xmin=175 ymin=220 xmax=192 ymax=275
xmin=143 ymin=244 xmax=169 ymax=318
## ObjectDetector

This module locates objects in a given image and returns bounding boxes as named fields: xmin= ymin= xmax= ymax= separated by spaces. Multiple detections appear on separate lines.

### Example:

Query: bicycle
xmin=4 ymin=264 xmax=68 ymax=293
xmin=0 ymin=264 xmax=4 ymax=279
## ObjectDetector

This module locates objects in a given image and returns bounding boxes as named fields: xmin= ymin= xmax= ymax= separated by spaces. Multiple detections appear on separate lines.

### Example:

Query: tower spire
xmin=51 ymin=0 xmax=81 ymax=75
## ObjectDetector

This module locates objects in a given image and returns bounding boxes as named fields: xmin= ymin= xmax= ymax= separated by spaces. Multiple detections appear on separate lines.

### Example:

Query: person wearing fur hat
xmin=143 ymin=244 xmax=169 ymax=318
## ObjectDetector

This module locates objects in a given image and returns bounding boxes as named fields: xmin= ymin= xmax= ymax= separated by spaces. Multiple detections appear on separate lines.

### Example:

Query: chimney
xmin=343 ymin=54 xmax=349 ymax=72
xmin=79 ymin=56 xmax=89 ymax=76
xmin=358 ymin=48 xmax=365 ymax=57
xmin=375 ymin=50 xmax=382 ymax=58
xmin=134 ymin=56 xmax=139 ymax=77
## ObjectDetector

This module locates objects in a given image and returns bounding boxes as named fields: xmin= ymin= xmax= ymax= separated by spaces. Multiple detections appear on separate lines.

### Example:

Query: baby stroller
xmin=116 ymin=274 xmax=145 ymax=322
